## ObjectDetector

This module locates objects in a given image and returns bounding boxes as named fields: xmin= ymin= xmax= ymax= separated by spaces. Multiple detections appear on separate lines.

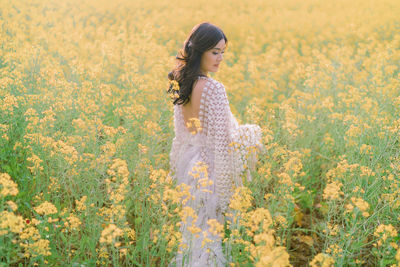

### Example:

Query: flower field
xmin=1 ymin=0 xmax=400 ymax=266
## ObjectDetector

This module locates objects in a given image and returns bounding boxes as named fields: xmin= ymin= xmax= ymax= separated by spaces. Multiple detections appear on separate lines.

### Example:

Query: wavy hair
xmin=167 ymin=22 xmax=228 ymax=105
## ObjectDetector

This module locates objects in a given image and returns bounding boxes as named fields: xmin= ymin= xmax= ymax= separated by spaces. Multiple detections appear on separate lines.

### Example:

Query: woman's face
xmin=200 ymin=39 xmax=226 ymax=75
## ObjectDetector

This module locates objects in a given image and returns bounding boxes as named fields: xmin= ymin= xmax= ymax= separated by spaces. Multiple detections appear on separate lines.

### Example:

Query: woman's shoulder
xmin=198 ymin=76 xmax=224 ymax=89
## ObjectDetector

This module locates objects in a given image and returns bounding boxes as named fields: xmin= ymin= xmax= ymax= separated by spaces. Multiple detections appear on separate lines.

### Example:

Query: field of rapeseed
xmin=1 ymin=0 xmax=400 ymax=266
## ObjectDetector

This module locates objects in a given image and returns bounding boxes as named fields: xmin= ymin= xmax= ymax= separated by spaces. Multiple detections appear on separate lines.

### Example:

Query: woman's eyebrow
xmin=213 ymin=47 xmax=226 ymax=50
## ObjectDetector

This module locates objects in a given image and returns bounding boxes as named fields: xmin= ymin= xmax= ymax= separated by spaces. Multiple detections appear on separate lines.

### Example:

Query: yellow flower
xmin=245 ymin=208 xmax=273 ymax=233
xmin=170 ymin=80 xmax=180 ymax=91
xmin=323 ymin=133 xmax=335 ymax=146
xmin=0 ymin=173 xmax=19 ymax=197
xmin=20 ymin=225 xmax=40 ymax=240
xmin=256 ymin=246 xmax=291 ymax=267
xmin=323 ymin=181 xmax=343 ymax=201
xmin=350 ymin=197 xmax=369 ymax=216
xmin=127 ymin=228 xmax=136 ymax=241
xmin=179 ymin=206 xmax=198 ymax=224
xmin=7 ymin=200 xmax=18 ymax=211
xmin=207 ymin=219 xmax=224 ymax=238
xmin=253 ymin=232 xmax=275 ymax=248
xmin=283 ymin=157 xmax=303 ymax=176
xmin=20 ymin=238 xmax=51 ymax=257
xmin=99 ymin=224 xmax=123 ymax=245
xmin=186 ymin=117 xmax=203 ymax=134
xmin=229 ymin=186 xmax=253 ymax=213
xmin=34 ymin=201 xmax=58 ymax=216
xmin=138 ymin=143 xmax=148 ymax=154
xmin=360 ymin=144 xmax=372 ymax=155
xmin=374 ymin=224 xmax=398 ymax=247
xmin=0 ymin=211 xmax=25 ymax=235
xmin=310 ymin=253 xmax=334 ymax=267
xmin=26 ymin=153 xmax=44 ymax=173
xmin=395 ymin=248 xmax=400 ymax=262
xmin=64 ymin=214 xmax=82 ymax=231
xmin=75 ymin=196 xmax=87 ymax=212
xmin=188 ymin=225 xmax=201 ymax=234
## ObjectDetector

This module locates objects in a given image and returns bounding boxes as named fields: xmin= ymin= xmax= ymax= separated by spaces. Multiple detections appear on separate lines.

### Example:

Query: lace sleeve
xmin=204 ymin=80 xmax=263 ymax=213
xmin=203 ymin=81 xmax=238 ymax=213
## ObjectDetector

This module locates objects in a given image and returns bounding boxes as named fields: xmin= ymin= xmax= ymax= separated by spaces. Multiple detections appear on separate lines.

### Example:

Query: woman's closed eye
xmin=213 ymin=52 xmax=224 ymax=55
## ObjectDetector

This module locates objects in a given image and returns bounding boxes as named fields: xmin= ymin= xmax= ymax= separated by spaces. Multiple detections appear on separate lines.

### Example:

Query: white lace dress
xmin=168 ymin=76 xmax=262 ymax=267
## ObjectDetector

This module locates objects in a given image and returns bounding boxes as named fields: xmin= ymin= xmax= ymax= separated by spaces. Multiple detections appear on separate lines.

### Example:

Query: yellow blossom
xmin=255 ymin=246 xmax=291 ymax=267
xmin=34 ymin=201 xmax=58 ymax=216
xmin=64 ymin=214 xmax=82 ymax=231
xmin=100 ymin=224 xmax=123 ymax=245
xmin=374 ymin=224 xmax=398 ymax=247
xmin=20 ymin=225 xmax=40 ymax=240
xmin=20 ymin=239 xmax=51 ymax=257
xmin=75 ymin=196 xmax=87 ymax=212
xmin=323 ymin=181 xmax=343 ymax=201
xmin=207 ymin=219 xmax=224 ymax=238
xmin=229 ymin=186 xmax=253 ymax=213
xmin=0 ymin=211 xmax=25 ymax=235
xmin=126 ymin=228 xmax=136 ymax=241
xmin=350 ymin=197 xmax=370 ymax=217
xmin=0 ymin=173 xmax=19 ymax=197
xmin=310 ymin=253 xmax=335 ymax=267
xmin=6 ymin=200 xmax=18 ymax=211
xmin=169 ymin=80 xmax=180 ymax=91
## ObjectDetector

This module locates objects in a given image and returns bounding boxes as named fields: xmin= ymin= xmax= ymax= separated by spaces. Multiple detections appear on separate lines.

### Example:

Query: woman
xmin=167 ymin=22 xmax=263 ymax=266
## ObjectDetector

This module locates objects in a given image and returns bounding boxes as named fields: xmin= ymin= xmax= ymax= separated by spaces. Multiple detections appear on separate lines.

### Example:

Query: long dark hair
xmin=167 ymin=22 xmax=228 ymax=105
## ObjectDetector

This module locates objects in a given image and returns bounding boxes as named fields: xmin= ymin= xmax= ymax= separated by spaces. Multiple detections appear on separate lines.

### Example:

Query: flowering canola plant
xmin=0 ymin=0 xmax=400 ymax=265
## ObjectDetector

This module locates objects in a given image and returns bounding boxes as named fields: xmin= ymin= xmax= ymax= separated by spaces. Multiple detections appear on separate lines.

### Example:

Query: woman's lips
xmin=214 ymin=64 xmax=219 ymax=67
